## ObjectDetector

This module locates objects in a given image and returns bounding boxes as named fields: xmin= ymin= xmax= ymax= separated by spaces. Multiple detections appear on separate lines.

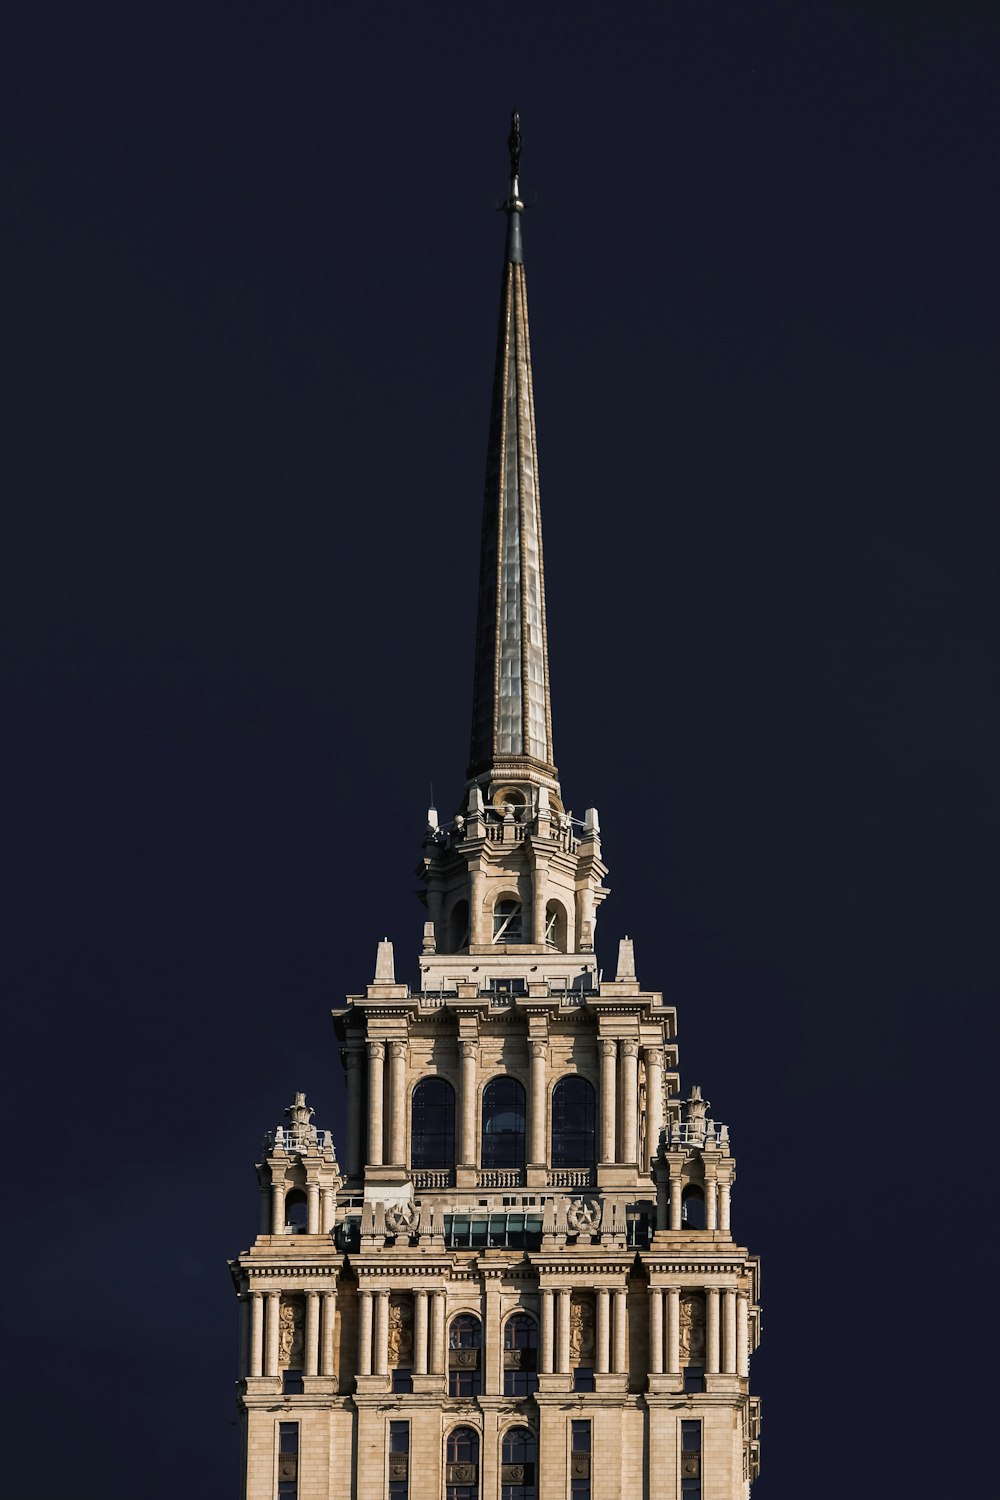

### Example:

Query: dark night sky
xmin=3 ymin=3 xmax=997 ymax=1495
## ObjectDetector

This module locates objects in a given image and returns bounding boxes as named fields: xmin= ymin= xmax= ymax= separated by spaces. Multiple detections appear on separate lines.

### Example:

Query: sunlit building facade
xmin=230 ymin=117 xmax=762 ymax=1500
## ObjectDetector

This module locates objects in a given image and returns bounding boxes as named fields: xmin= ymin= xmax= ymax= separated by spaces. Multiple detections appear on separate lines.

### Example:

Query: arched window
xmin=493 ymin=898 xmax=524 ymax=943
xmin=445 ymin=1426 xmax=480 ymax=1500
xmin=501 ymin=1426 xmax=537 ymax=1500
xmin=544 ymin=899 xmax=567 ymax=951
xmin=448 ymin=1315 xmax=482 ymax=1397
xmin=410 ymin=1077 xmax=455 ymax=1170
xmin=681 ymin=1184 xmax=706 ymax=1230
xmin=503 ymin=1314 xmax=538 ymax=1397
xmin=284 ymin=1188 xmax=308 ymax=1232
xmin=448 ymin=899 xmax=470 ymax=952
xmin=481 ymin=1077 xmax=526 ymax=1170
xmin=551 ymin=1076 xmax=596 ymax=1169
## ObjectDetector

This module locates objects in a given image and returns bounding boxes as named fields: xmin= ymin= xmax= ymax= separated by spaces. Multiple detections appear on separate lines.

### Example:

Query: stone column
xmin=669 ymin=1174 xmax=683 ymax=1232
xmin=723 ymin=1287 xmax=738 ymax=1374
xmin=540 ymin=1289 xmax=554 ymax=1374
xmin=366 ymin=1041 xmax=385 ymax=1167
xmin=307 ymin=1180 xmax=320 ymax=1235
xmin=719 ymin=1179 xmax=732 ymax=1236
xmin=596 ymin=1288 xmax=610 ymax=1374
xmin=706 ymin=1174 xmax=718 ymax=1231
xmin=270 ymin=1176 xmax=285 ymax=1235
xmin=414 ymin=1291 xmax=429 ymax=1376
xmin=357 ymin=1290 xmax=373 ymax=1378
xmin=374 ymin=1291 xmax=389 ymax=1377
xmin=264 ymin=1292 xmax=281 ymax=1378
xmin=648 ymin=1287 xmax=663 ymax=1375
xmin=619 ymin=1041 xmax=639 ymax=1164
xmin=459 ymin=1040 xmax=477 ymax=1166
xmin=737 ymin=1293 xmax=749 ymax=1378
xmin=321 ymin=1291 xmax=336 ymax=1377
xmin=344 ymin=1051 xmax=363 ymax=1178
xmin=430 ymin=1291 xmax=445 ymax=1375
xmin=321 ymin=1185 xmax=336 ymax=1234
xmin=470 ymin=868 xmax=485 ymax=945
xmin=557 ymin=1289 xmax=571 ymax=1375
xmin=599 ymin=1040 xmax=617 ymax=1162
xmin=389 ymin=1040 xmax=407 ymax=1164
xmin=643 ymin=1046 xmax=663 ymax=1171
xmin=238 ymin=1293 xmax=250 ymax=1377
xmin=706 ymin=1288 xmax=720 ymax=1375
xmin=613 ymin=1289 xmax=627 ymax=1374
xmin=666 ymin=1287 xmax=680 ymax=1375
xmin=249 ymin=1291 xmax=264 ymax=1378
xmin=304 ymin=1290 xmax=320 ymax=1377
xmin=529 ymin=1039 xmax=547 ymax=1166
xmin=532 ymin=860 xmax=548 ymax=945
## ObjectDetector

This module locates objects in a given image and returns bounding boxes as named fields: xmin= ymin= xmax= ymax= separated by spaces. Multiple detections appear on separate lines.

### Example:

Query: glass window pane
xmin=482 ymin=1077 xmax=526 ymax=1168
xmin=411 ymin=1077 xmax=456 ymax=1169
xmin=551 ymin=1076 xmax=596 ymax=1168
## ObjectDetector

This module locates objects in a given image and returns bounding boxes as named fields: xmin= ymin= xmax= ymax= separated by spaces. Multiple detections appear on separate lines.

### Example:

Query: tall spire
xmin=468 ymin=113 xmax=556 ymax=789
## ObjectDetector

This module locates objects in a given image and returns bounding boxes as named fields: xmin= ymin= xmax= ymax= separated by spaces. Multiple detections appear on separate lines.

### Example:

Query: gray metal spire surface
xmin=468 ymin=114 xmax=556 ymax=786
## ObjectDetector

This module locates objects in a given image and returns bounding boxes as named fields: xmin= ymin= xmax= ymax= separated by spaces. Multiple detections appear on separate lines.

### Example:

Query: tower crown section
xmin=232 ymin=118 xmax=761 ymax=1499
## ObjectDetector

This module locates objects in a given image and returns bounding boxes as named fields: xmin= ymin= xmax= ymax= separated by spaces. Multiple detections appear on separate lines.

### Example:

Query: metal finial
xmin=507 ymin=111 xmax=522 ymax=183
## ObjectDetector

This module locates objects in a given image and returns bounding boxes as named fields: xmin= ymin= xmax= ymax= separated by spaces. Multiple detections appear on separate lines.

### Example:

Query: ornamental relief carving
xmin=387 ymin=1296 xmax=413 ymax=1366
xmin=565 ymin=1197 xmax=601 ymax=1234
xmin=569 ymin=1295 xmax=596 ymax=1365
xmin=679 ymin=1293 xmax=706 ymax=1365
xmin=383 ymin=1202 xmax=418 ymax=1237
xmin=278 ymin=1298 xmax=304 ymax=1370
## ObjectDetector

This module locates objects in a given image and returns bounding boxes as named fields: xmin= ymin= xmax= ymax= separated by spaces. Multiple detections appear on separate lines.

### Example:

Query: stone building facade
xmin=230 ymin=116 xmax=762 ymax=1500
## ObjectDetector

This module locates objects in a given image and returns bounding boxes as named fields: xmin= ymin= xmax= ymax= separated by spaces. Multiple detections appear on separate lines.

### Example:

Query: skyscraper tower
xmin=231 ymin=115 xmax=762 ymax=1500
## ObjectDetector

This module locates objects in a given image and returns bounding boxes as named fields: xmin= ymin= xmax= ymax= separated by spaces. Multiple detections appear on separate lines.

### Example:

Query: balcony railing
xmin=547 ymin=1168 xmax=595 ymax=1188
xmin=663 ymin=1121 xmax=729 ymax=1149
xmin=411 ymin=1169 xmax=454 ymax=1190
xmin=476 ymin=1168 xmax=524 ymax=1189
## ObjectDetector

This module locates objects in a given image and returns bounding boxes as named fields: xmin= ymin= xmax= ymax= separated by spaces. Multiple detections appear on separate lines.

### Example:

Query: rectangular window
xmin=277 ymin=1422 xmax=298 ymax=1500
xmin=572 ymin=1367 xmax=595 ymax=1392
xmin=683 ymin=1365 xmax=704 ymax=1394
xmin=282 ymin=1369 xmax=303 ymax=1395
xmin=388 ymin=1419 xmax=409 ymax=1500
xmin=570 ymin=1419 xmax=591 ymax=1500
xmin=680 ymin=1418 xmax=702 ymax=1499
xmin=392 ymin=1367 xmax=413 ymax=1394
